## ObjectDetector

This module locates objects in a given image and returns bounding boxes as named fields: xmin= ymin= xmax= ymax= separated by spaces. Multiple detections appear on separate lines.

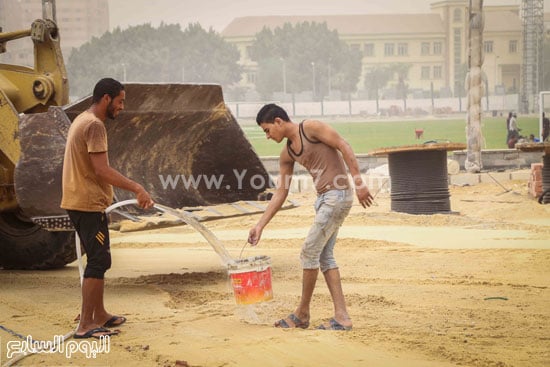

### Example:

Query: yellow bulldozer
xmin=0 ymin=1 xmax=269 ymax=269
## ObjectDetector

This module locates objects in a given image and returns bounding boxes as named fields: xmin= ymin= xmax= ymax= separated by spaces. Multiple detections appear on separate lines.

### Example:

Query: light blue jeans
xmin=300 ymin=189 xmax=353 ymax=272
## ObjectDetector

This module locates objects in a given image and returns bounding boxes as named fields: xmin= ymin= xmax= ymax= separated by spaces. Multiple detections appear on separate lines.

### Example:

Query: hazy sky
xmin=108 ymin=0 xmax=541 ymax=32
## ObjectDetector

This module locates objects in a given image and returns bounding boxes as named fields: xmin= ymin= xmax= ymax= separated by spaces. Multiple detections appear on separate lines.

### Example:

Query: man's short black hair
xmin=256 ymin=103 xmax=290 ymax=125
xmin=92 ymin=78 xmax=124 ymax=103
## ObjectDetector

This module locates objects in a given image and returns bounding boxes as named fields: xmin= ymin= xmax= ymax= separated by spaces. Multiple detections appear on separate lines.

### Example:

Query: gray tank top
xmin=287 ymin=122 xmax=350 ymax=194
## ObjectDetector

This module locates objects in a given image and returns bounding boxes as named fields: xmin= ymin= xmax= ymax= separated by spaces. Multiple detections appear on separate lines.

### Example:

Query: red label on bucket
xmin=230 ymin=265 xmax=273 ymax=305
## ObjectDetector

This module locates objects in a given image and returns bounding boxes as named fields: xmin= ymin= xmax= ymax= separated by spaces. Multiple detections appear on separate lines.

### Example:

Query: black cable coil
xmin=388 ymin=150 xmax=451 ymax=214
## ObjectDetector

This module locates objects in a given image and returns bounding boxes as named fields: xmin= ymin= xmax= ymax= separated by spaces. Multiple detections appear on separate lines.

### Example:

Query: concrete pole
xmin=465 ymin=0 xmax=485 ymax=173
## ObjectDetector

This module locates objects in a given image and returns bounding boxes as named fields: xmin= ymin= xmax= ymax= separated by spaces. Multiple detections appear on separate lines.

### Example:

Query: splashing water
xmin=234 ymin=301 xmax=286 ymax=325
xmin=153 ymin=203 xmax=236 ymax=266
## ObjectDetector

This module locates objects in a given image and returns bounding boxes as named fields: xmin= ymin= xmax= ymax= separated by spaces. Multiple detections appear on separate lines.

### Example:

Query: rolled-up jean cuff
xmin=320 ymin=264 xmax=338 ymax=273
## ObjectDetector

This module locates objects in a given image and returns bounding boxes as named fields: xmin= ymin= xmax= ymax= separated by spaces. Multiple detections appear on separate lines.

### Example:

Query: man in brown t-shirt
xmin=62 ymin=78 xmax=154 ymax=339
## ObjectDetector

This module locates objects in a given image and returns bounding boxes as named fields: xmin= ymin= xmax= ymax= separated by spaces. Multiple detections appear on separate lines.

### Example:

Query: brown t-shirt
xmin=61 ymin=110 xmax=114 ymax=212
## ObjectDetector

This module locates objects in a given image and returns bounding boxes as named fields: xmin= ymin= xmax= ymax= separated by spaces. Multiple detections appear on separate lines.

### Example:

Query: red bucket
xmin=228 ymin=256 xmax=273 ymax=305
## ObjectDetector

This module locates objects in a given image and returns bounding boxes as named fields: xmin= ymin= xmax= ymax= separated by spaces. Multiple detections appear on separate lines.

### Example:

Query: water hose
xmin=2 ymin=331 xmax=75 ymax=367
xmin=3 ymin=200 xmax=235 ymax=366
xmin=75 ymin=200 xmax=236 ymax=285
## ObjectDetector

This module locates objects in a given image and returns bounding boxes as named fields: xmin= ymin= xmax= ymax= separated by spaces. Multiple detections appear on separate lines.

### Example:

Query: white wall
xmin=226 ymin=94 xmax=520 ymax=119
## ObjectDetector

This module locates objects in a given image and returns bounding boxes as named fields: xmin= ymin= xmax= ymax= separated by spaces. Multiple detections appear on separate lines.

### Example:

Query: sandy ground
xmin=1 ymin=174 xmax=549 ymax=367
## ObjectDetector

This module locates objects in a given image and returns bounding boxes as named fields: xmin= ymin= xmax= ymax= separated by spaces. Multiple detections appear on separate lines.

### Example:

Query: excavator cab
xmin=0 ymin=3 xmax=270 ymax=269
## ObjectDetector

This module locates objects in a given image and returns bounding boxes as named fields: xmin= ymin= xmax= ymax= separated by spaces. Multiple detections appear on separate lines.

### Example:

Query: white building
xmin=221 ymin=0 xmax=546 ymax=99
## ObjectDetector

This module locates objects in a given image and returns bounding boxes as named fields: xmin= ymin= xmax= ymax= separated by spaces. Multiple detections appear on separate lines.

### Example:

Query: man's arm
xmin=89 ymin=152 xmax=154 ymax=209
xmin=248 ymin=149 xmax=294 ymax=246
xmin=304 ymin=120 xmax=373 ymax=208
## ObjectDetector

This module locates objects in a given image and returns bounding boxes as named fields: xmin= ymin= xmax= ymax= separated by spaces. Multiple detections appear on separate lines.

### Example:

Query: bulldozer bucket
xmin=14 ymin=83 xmax=271 ymax=217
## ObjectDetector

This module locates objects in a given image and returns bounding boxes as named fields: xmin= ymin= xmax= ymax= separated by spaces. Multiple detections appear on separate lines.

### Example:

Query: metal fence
xmin=226 ymin=94 xmax=521 ymax=119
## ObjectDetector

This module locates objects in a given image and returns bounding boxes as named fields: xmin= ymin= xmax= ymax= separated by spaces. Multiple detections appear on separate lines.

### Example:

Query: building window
xmin=433 ymin=42 xmax=442 ymax=55
xmin=453 ymin=28 xmax=462 ymax=65
xmin=350 ymin=43 xmax=361 ymax=51
xmin=509 ymin=40 xmax=518 ymax=53
xmin=421 ymin=66 xmax=430 ymax=79
xmin=484 ymin=41 xmax=493 ymax=53
xmin=398 ymin=43 xmax=408 ymax=56
xmin=453 ymin=8 xmax=462 ymax=22
xmin=364 ymin=43 xmax=374 ymax=57
xmin=433 ymin=66 xmax=442 ymax=79
xmin=421 ymin=42 xmax=430 ymax=55
xmin=384 ymin=43 xmax=394 ymax=56
xmin=245 ymin=46 xmax=252 ymax=59
xmin=453 ymin=28 xmax=462 ymax=94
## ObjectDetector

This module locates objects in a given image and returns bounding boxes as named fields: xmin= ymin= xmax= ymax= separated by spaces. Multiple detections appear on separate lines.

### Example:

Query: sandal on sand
xmin=316 ymin=318 xmax=352 ymax=331
xmin=74 ymin=327 xmax=119 ymax=339
xmin=104 ymin=315 xmax=127 ymax=328
xmin=274 ymin=314 xmax=309 ymax=329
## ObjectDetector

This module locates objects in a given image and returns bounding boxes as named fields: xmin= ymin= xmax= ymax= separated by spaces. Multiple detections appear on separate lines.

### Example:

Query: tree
xmin=66 ymin=23 xmax=242 ymax=98
xmin=363 ymin=63 xmax=411 ymax=113
xmin=180 ymin=23 xmax=242 ymax=85
xmin=393 ymin=63 xmax=412 ymax=111
xmin=364 ymin=66 xmax=392 ymax=113
xmin=249 ymin=22 xmax=362 ymax=100
xmin=332 ymin=47 xmax=363 ymax=98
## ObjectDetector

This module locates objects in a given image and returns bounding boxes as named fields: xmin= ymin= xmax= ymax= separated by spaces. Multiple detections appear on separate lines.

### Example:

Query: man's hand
xmin=136 ymin=186 xmax=154 ymax=209
xmin=248 ymin=225 xmax=263 ymax=246
xmin=356 ymin=185 xmax=373 ymax=208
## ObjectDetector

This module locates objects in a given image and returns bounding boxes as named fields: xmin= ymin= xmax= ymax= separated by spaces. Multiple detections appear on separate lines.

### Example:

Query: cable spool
xmin=369 ymin=143 xmax=466 ymax=215
xmin=389 ymin=150 xmax=450 ymax=214
xmin=542 ymin=155 xmax=550 ymax=204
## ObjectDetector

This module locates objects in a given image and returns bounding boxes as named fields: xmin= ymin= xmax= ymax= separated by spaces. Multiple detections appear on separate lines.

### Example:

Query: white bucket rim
xmin=227 ymin=255 xmax=271 ymax=274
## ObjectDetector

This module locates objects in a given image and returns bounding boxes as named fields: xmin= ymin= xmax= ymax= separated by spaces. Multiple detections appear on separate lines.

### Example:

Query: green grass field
xmin=243 ymin=116 xmax=541 ymax=156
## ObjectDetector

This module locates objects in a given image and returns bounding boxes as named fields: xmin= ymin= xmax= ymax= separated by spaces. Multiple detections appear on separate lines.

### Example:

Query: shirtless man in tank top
xmin=248 ymin=104 xmax=373 ymax=330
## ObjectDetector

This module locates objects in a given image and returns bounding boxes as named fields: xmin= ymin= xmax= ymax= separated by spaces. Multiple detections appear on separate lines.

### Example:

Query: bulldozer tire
xmin=0 ymin=210 xmax=76 ymax=270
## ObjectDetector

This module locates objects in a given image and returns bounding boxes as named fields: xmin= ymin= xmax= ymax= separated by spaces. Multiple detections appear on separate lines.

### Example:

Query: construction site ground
xmin=0 ymin=169 xmax=549 ymax=367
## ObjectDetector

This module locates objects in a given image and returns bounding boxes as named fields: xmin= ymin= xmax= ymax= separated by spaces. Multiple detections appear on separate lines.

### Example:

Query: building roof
xmin=484 ymin=10 xmax=522 ymax=32
xmin=221 ymin=14 xmax=445 ymax=38
xmin=221 ymin=9 xmax=549 ymax=40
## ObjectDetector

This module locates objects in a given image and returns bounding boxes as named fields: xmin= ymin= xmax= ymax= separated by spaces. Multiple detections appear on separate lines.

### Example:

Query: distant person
xmin=505 ymin=112 xmax=512 ymax=145
xmin=61 ymin=78 xmax=154 ymax=339
xmin=248 ymin=104 xmax=373 ymax=331
xmin=507 ymin=112 xmax=519 ymax=148
xmin=543 ymin=112 xmax=550 ymax=142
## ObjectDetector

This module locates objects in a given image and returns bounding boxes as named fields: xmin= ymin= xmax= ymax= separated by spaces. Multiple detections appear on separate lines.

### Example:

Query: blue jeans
xmin=300 ymin=189 xmax=353 ymax=272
